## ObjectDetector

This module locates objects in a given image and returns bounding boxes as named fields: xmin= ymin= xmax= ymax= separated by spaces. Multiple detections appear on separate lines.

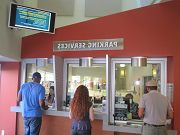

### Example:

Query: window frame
xmin=20 ymin=58 xmax=53 ymax=86
xmin=63 ymin=57 xmax=106 ymax=108
xmin=110 ymin=57 xmax=167 ymax=123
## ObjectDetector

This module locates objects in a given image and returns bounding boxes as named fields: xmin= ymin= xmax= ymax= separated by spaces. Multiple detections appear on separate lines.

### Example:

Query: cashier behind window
xmin=125 ymin=93 xmax=140 ymax=119
xmin=45 ymin=86 xmax=55 ymax=106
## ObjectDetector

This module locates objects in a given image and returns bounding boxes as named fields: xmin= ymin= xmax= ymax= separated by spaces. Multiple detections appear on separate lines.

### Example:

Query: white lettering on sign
xmin=114 ymin=42 xmax=117 ymax=47
xmin=79 ymin=43 xmax=82 ymax=48
xmin=88 ymin=43 xmax=91 ymax=48
xmin=86 ymin=42 xmax=118 ymax=48
xmin=82 ymin=43 xmax=86 ymax=48
xmin=71 ymin=43 xmax=74 ymax=48
xmin=99 ymin=42 xmax=104 ymax=47
xmin=61 ymin=44 xmax=64 ymax=49
xmin=109 ymin=42 xmax=113 ymax=47
xmin=92 ymin=42 xmax=96 ymax=48
xmin=104 ymin=42 xmax=108 ymax=48
xmin=74 ymin=43 xmax=78 ymax=48
xmin=64 ymin=43 xmax=68 ymax=49
xmin=56 ymin=41 xmax=120 ymax=50
xmin=58 ymin=44 xmax=60 ymax=49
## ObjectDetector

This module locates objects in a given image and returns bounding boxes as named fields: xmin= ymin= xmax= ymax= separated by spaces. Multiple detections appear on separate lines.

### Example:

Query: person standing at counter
xmin=125 ymin=93 xmax=139 ymax=119
xmin=17 ymin=72 xmax=49 ymax=135
xmin=69 ymin=85 xmax=94 ymax=135
xmin=138 ymin=80 xmax=173 ymax=135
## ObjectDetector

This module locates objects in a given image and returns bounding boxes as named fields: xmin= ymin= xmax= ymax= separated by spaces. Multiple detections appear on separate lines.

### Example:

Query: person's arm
xmin=138 ymin=107 xmax=145 ymax=118
xmin=39 ymin=86 xmax=48 ymax=110
xmin=17 ymin=85 xmax=23 ymax=102
xmin=39 ymin=99 xmax=48 ymax=110
xmin=45 ymin=97 xmax=53 ymax=106
xmin=89 ymin=105 xmax=94 ymax=121
xmin=132 ymin=103 xmax=140 ymax=119
xmin=132 ymin=114 xmax=139 ymax=119
xmin=69 ymin=109 xmax=73 ymax=119
xmin=167 ymin=109 xmax=173 ymax=119
xmin=17 ymin=94 xmax=22 ymax=102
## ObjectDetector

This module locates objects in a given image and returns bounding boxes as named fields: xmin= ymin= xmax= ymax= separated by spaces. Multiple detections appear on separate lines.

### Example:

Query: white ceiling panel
xmin=85 ymin=0 xmax=121 ymax=17
xmin=0 ymin=55 xmax=19 ymax=62
xmin=38 ymin=0 xmax=75 ymax=16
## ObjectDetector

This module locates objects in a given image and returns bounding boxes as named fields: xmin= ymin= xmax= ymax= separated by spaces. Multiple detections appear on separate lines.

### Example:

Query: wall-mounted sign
xmin=8 ymin=3 xmax=56 ymax=34
xmin=53 ymin=38 xmax=123 ymax=51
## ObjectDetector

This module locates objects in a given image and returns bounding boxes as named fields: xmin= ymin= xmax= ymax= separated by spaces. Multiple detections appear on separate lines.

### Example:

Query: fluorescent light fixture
xmin=135 ymin=81 xmax=140 ymax=85
xmin=120 ymin=64 xmax=125 ymax=67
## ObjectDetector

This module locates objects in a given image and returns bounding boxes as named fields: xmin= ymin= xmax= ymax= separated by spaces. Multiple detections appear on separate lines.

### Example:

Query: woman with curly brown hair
xmin=69 ymin=85 xmax=94 ymax=135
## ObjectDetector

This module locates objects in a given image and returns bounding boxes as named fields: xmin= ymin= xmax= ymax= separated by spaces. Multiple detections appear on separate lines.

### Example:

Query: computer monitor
xmin=94 ymin=97 xmax=103 ymax=104
xmin=8 ymin=2 xmax=56 ymax=34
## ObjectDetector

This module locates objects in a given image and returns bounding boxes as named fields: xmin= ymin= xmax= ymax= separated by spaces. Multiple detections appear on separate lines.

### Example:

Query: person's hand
xmin=47 ymin=103 xmax=53 ymax=106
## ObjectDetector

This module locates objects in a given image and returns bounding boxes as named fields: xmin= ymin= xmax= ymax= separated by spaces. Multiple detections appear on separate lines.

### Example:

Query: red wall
xmin=21 ymin=0 xmax=180 ymax=59
xmin=20 ymin=0 xmax=180 ymax=133
xmin=0 ymin=62 xmax=21 ymax=135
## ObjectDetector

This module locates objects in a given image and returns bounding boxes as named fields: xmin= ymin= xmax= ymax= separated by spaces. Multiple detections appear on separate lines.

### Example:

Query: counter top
xmin=10 ymin=106 xmax=105 ymax=120
xmin=103 ymin=124 xmax=142 ymax=134
xmin=11 ymin=106 xmax=176 ymax=135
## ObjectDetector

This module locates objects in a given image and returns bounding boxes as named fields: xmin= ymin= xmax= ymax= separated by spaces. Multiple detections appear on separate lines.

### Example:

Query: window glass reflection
xmin=25 ymin=64 xmax=54 ymax=96
xmin=114 ymin=63 xmax=161 ymax=120
xmin=66 ymin=64 xmax=106 ymax=113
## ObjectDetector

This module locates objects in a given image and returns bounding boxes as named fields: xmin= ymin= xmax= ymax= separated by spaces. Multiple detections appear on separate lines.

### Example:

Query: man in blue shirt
xmin=17 ymin=72 xmax=48 ymax=135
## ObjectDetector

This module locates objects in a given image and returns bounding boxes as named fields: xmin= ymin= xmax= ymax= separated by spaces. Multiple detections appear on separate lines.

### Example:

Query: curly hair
xmin=70 ymin=85 xmax=90 ymax=121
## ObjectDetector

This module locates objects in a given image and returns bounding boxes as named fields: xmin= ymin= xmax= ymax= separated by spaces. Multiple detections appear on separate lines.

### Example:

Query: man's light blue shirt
xmin=18 ymin=82 xmax=45 ymax=117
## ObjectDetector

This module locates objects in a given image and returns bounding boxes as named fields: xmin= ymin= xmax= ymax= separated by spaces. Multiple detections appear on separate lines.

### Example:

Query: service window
xmin=25 ymin=63 xmax=54 ymax=96
xmin=21 ymin=59 xmax=54 ymax=108
xmin=114 ymin=63 xmax=161 ymax=121
xmin=110 ymin=58 xmax=167 ymax=124
xmin=64 ymin=58 xmax=106 ymax=113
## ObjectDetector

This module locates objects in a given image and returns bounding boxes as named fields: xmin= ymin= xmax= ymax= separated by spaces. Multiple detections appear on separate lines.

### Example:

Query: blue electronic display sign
xmin=15 ymin=6 xmax=51 ymax=31
xmin=8 ymin=3 xmax=56 ymax=34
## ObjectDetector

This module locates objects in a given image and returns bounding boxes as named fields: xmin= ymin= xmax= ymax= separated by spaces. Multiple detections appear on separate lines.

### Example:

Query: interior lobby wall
xmin=20 ymin=0 xmax=180 ymax=133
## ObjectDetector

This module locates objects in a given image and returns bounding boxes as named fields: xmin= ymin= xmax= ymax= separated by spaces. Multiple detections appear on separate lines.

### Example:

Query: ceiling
xmin=0 ymin=55 xmax=19 ymax=62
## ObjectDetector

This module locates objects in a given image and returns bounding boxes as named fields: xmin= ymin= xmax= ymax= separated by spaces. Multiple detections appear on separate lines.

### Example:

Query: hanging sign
xmin=53 ymin=38 xmax=123 ymax=51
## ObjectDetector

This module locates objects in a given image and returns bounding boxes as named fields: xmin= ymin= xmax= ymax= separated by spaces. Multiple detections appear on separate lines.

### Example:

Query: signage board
xmin=8 ymin=3 xmax=56 ymax=34
xmin=53 ymin=38 xmax=124 ymax=51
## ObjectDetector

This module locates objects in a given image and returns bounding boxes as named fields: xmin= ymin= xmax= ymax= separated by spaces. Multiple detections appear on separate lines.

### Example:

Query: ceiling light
xmin=120 ymin=64 xmax=125 ymax=67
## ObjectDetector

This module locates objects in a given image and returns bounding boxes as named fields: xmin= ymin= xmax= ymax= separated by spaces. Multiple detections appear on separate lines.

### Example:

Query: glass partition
xmin=25 ymin=63 xmax=54 ymax=96
xmin=66 ymin=63 xmax=106 ymax=113
xmin=114 ymin=63 xmax=161 ymax=121
xmin=110 ymin=58 xmax=167 ymax=124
